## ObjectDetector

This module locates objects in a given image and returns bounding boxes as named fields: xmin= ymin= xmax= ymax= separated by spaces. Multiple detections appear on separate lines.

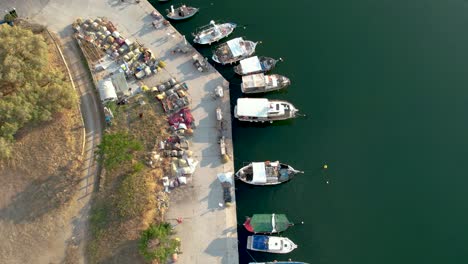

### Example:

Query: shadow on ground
xmin=0 ymin=166 xmax=80 ymax=223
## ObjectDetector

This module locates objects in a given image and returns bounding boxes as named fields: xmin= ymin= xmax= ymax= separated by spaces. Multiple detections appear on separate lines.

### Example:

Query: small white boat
xmin=234 ymin=98 xmax=299 ymax=122
xmin=236 ymin=161 xmax=303 ymax=186
xmin=193 ymin=20 xmax=237 ymax=45
xmin=249 ymin=262 xmax=309 ymax=264
xmin=234 ymin=56 xmax=282 ymax=75
xmin=247 ymin=235 xmax=297 ymax=254
xmin=241 ymin=73 xmax=290 ymax=94
xmin=212 ymin=37 xmax=258 ymax=65
xmin=166 ymin=5 xmax=199 ymax=20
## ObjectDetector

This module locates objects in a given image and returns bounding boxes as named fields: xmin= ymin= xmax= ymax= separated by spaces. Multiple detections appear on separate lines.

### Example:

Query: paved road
xmin=59 ymin=31 xmax=104 ymax=263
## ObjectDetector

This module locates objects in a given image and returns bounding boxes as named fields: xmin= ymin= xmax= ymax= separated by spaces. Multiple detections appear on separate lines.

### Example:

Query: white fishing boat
xmin=193 ymin=20 xmax=237 ymax=45
xmin=234 ymin=98 xmax=299 ymax=122
xmin=234 ymin=56 xmax=282 ymax=75
xmin=241 ymin=73 xmax=290 ymax=94
xmin=212 ymin=37 xmax=258 ymax=65
xmin=166 ymin=5 xmax=198 ymax=20
xmin=236 ymin=161 xmax=303 ymax=186
xmin=247 ymin=235 xmax=297 ymax=254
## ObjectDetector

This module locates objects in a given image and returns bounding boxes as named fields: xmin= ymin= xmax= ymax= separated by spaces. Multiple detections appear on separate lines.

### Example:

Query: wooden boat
xmin=166 ymin=5 xmax=199 ymax=20
xmin=249 ymin=262 xmax=309 ymax=264
xmin=212 ymin=37 xmax=258 ymax=65
xmin=241 ymin=73 xmax=290 ymax=94
xmin=247 ymin=235 xmax=297 ymax=254
xmin=193 ymin=20 xmax=237 ymax=45
xmin=236 ymin=161 xmax=303 ymax=185
xmin=234 ymin=98 xmax=299 ymax=122
xmin=244 ymin=214 xmax=292 ymax=233
xmin=234 ymin=56 xmax=282 ymax=75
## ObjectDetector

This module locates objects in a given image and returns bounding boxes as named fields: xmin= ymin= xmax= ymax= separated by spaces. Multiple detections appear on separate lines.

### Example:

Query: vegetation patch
xmin=138 ymin=223 xmax=180 ymax=263
xmin=96 ymin=132 xmax=143 ymax=170
xmin=115 ymin=167 xmax=156 ymax=219
xmin=0 ymin=25 xmax=78 ymax=159
xmin=87 ymin=93 xmax=171 ymax=263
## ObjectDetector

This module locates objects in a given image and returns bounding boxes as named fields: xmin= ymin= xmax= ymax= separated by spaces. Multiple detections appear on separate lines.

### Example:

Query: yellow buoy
xmin=323 ymin=164 xmax=328 ymax=169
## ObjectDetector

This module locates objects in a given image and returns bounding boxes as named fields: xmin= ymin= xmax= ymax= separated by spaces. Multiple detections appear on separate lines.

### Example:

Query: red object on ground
xmin=176 ymin=217 xmax=183 ymax=224
xmin=168 ymin=108 xmax=195 ymax=129
xmin=243 ymin=218 xmax=253 ymax=232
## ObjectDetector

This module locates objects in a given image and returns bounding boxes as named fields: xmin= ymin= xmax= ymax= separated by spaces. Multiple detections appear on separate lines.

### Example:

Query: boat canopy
xmin=252 ymin=162 xmax=267 ymax=183
xmin=239 ymin=56 xmax=261 ymax=73
xmin=227 ymin=37 xmax=244 ymax=57
xmin=237 ymin=98 xmax=269 ymax=118
xmin=250 ymin=214 xmax=291 ymax=233
xmin=242 ymin=73 xmax=265 ymax=89
xmin=252 ymin=235 xmax=269 ymax=250
xmin=268 ymin=236 xmax=282 ymax=250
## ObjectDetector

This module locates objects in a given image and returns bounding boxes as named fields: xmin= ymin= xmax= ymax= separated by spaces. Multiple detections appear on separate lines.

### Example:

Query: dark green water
xmin=151 ymin=1 xmax=468 ymax=263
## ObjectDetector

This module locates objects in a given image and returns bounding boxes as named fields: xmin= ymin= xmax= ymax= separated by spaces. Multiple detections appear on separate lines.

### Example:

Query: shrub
xmin=138 ymin=223 xmax=180 ymax=263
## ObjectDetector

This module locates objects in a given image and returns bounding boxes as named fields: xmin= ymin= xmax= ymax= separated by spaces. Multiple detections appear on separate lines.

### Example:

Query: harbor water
xmin=151 ymin=0 xmax=468 ymax=263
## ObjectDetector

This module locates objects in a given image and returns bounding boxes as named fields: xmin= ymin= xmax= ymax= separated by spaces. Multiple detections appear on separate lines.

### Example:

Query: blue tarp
xmin=252 ymin=235 xmax=269 ymax=250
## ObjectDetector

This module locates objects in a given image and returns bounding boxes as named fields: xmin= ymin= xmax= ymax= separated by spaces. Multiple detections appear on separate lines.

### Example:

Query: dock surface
xmin=0 ymin=0 xmax=238 ymax=263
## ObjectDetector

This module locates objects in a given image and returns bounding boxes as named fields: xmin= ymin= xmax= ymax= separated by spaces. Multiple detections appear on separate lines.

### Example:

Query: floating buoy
xmin=323 ymin=164 xmax=328 ymax=169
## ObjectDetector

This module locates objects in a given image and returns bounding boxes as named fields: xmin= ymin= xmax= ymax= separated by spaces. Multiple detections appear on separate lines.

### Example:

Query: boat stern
xmin=246 ymin=236 xmax=253 ymax=250
xmin=243 ymin=217 xmax=254 ymax=232
xmin=212 ymin=54 xmax=220 ymax=64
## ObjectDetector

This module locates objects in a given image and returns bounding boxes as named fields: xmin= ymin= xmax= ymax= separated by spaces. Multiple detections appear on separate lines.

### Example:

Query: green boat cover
xmin=250 ymin=214 xmax=291 ymax=233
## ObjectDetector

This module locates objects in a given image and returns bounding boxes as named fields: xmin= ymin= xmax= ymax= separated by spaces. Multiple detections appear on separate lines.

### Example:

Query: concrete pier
xmin=0 ymin=0 xmax=238 ymax=263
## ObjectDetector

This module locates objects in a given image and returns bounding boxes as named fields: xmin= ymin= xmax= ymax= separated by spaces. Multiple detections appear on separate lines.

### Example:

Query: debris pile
xmin=154 ymin=78 xmax=191 ymax=114
xmin=73 ymin=17 xmax=165 ymax=80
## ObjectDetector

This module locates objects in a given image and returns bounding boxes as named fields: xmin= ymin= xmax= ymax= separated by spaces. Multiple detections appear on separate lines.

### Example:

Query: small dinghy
xmin=236 ymin=161 xmax=303 ymax=185
xmin=234 ymin=56 xmax=282 ymax=75
xmin=241 ymin=73 xmax=290 ymax=94
xmin=193 ymin=20 xmax=237 ymax=45
xmin=249 ymin=260 xmax=308 ymax=264
xmin=166 ymin=5 xmax=199 ymax=20
xmin=212 ymin=37 xmax=258 ymax=65
xmin=234 ymin=98 xmax=299 ymax=122
xmin=247 ymin=235 xmax=297 ymax=254
xmin=244 ymin=214 xmax=292 ymax=234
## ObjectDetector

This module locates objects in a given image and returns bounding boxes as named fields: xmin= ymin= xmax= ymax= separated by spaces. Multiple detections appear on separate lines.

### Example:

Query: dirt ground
xmin=0 ymin=109 xmax=83 ymax=263
xmin=0 ymin=26 xmax=84 ymax=264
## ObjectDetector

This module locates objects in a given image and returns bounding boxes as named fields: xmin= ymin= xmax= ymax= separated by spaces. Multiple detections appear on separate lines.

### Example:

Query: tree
xmin=0 ymin=25 xmax=78 ymax=159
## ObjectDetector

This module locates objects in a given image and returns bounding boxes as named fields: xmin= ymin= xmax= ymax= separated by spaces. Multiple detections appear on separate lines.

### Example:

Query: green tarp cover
xmin=250 ymin=214 xmax=290 ymax=233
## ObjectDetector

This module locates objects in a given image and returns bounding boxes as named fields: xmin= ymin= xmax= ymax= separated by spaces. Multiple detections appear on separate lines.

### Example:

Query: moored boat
xmin=236 ymin=161 xmax=303 ymax=185
xmin=234 ymin=56 xmax=282 ymax=75
xmin=241 ymin=73 xmax=290 ymax=94
xmin=166 ymin=5 xmax=199 ymax=20
xmin=193 ymin=20 xmax=237 ymax=45
xmin=212 ymin=37 xmax=258 ymax=65
xmin=247 ymin=235 xmax=297 ymax=254
xmin=249 ymin=262 xmax=309 ymax=264
xmin=234 ymin=98 xmax=299 ymax=122
xmin=244 ymin=214 xmax=292 ymax=233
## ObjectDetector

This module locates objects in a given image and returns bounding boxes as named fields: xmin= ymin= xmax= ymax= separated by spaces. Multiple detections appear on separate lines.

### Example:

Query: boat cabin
xmin=239 ymin=56 xmax=262 ymax=74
